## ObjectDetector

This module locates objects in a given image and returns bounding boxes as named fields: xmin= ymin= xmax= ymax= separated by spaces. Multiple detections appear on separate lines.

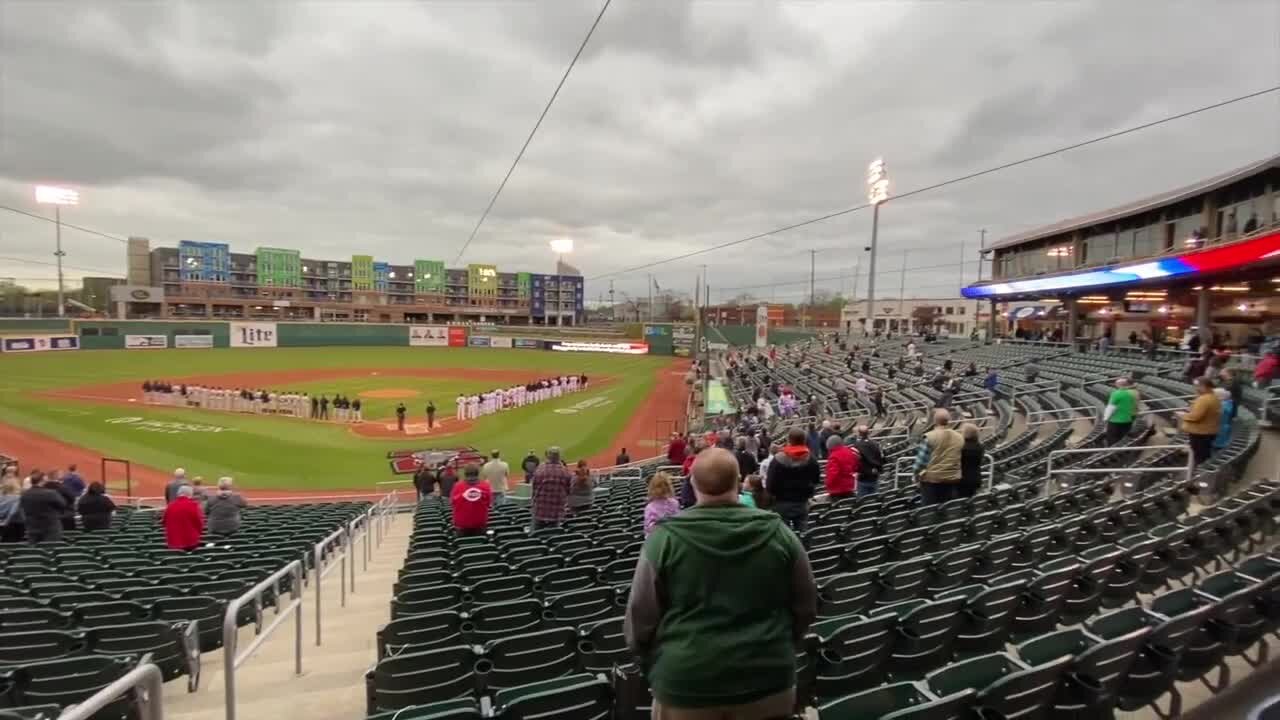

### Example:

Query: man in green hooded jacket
xmin=624 ymin=447 xmax=817 ymax=718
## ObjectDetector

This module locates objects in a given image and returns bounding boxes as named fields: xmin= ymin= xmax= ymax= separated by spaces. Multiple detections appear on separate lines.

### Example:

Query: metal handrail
xmin=313 ymin=526 xmax=349 ymax=646
xmin=223 ymin=560 xmax=304 ymax=720
xmin=1010 ymin=380 xmax=1062 ymax=400
xmin=59 ymin=662 xmax=165 ymax=720
xmin=1044 ymin=444 xmax=1193 ymax=497
xmin=891 ymin=453 xmax=994 ymax=491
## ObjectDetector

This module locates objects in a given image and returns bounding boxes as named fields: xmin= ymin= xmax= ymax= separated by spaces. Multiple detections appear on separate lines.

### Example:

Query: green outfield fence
xmin=0 ymin=318 xmax=677 ymax=354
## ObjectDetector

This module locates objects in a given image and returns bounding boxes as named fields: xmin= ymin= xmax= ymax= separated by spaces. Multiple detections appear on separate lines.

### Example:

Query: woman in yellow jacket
xmin=1179 ymin=377 xmax=1222 ymax=467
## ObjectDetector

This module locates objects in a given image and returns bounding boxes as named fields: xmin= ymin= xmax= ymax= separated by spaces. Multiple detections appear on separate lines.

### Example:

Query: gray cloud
xmin=1 ymin=0 xmax=1277 ymax=305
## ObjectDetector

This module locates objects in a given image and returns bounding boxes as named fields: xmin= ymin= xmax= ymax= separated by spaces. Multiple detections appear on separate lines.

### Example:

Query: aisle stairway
xmin=163 ymin=516 xmax=411 ymax=720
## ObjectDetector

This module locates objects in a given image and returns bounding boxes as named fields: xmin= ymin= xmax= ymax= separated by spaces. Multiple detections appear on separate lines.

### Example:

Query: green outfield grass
xmin=0 ymin=347 xmax=672 ymax=491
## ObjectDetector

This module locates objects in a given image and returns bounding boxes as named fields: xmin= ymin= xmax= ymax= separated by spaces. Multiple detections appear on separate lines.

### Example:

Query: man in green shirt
xmin=624 ymin=447 xmax=817 ymax=718
xmin=1105 ymin=377 xmax=1139 ymax=444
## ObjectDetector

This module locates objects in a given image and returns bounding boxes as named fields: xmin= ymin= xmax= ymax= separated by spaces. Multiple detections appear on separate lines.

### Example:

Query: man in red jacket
xmin=824 ymin=435 xmax=859 ymax=501
xmin=666 ymin=434 xmax=688 ymax=466
xmin=450 ymin=464 xmax=492 ymax=536
xmin=163 ymin=485 xmax=205 ymax=550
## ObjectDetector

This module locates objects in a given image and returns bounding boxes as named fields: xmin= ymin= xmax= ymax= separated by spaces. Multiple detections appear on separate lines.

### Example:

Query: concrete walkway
xmin=164 ymin=515 xmax=410 ymax=720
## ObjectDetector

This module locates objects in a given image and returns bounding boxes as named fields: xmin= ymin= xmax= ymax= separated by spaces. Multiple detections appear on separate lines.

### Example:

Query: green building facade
xmin=467 ymin=263 xmax=498 ymax=299
xmin=414 ymin=260 xmax=446 ymax=293
xmin=351 ymin=255 xmax=374 ymax=291
xmin=516 ymin=272 xmax=532 ymax=298
xmin=255 ymin=247 xmax=302 ymax=287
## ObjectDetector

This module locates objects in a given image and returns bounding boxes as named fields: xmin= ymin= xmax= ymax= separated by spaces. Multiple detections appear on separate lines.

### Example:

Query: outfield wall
xmin=0 ymin=318 xmax=667 ymax=354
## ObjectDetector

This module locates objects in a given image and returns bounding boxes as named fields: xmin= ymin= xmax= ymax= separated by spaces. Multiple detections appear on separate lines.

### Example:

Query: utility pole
xmin=850 ymin=255 xmax=860 ymax=327
xmin=647 ymin=273 xmax=653 ymax=322
xmin=608 ymin=280 xmax=615 ymax=321
xmin=898 ymin=250 xmax=907 ymax=318
xmin=977 ymin=228 xmax=988 ymax=341
xmin=808 ymin=249 xmax=816 ymax=330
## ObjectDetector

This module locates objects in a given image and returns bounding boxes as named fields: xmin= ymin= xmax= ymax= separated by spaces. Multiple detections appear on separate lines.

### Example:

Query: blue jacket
xmin=1214 ymin=399 xmax=1235 ymax=450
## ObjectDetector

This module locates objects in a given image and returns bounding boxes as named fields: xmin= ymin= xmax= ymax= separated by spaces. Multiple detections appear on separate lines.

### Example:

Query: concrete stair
xmin=163 ymin=515 xmax=410 ymax=720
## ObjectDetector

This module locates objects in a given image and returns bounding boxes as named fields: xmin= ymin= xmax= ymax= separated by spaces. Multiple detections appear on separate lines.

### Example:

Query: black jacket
xmin=734 ymin=450 xmax=759 ymax=478
xmin=766 ymin=448 xmax=820 ymax=503
xmin=850 ymin=438 xmax=883 ymax=483
xmin=20 ymin=486 xmax=67 ymax=542
xmin=77 ymin=492 xmax=116 ymax=530
xmin=960 ymin=440 xmax=985 ymax=488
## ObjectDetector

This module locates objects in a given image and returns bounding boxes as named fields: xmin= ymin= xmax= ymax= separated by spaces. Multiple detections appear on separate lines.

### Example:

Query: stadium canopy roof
xmin=963 ymin=228 xmax=1280 ymax=299
xmin=988 ymin=153 xmax=1280 ymax=252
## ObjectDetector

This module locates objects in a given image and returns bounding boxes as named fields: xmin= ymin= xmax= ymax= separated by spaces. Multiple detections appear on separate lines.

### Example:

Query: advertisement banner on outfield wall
xmin=488 ymin=336 xmax=513 ymax=348
xmin=0 ymin=335 xmax=79 ymax=353
xmin=548 ymin=341 xmax=649 ymax=355
xmin=513 ymin=338 xmax=542 ymax=349
xmin=174 ymin=335 xmax=214 ymax=349
xmin=408 ymin=325 xmax=449 ymax=347
xmin=229 ymin=322 xmax=278 ymax=348
xmin=468 ymin=335 xmax=492 ymax=348
xmin=447 ymin=326 xmax=468 ymax=347
xmin=124 ymin=335 xmax=168 ymax=349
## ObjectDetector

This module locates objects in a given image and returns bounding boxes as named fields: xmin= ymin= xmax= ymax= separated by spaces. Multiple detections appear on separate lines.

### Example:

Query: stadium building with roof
xmin=963 ymin=154 xmax=1280 ymax=347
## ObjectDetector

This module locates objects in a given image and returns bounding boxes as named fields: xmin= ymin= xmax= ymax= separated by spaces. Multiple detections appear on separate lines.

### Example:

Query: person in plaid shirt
xmin=530 ymin=446 xmax=573 ymax=529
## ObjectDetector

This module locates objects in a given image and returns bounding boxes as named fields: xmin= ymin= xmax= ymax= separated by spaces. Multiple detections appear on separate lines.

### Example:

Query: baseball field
xmin=0 ymin=346 xmax=689 ymax=496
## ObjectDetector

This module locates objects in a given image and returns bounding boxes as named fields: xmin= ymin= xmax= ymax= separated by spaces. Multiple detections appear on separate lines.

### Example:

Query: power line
xmin=0 ymin=255 xmax=123 ymax=275
xmin=587 ymin=85 xmax=1280 ymax=282
xmin=717 ymin=258 xmax=983 ymax=293
xmin=453 ymin=0 xmax=612 ymax=264
xmin=0 ymin=205 xmax=129 ymax=244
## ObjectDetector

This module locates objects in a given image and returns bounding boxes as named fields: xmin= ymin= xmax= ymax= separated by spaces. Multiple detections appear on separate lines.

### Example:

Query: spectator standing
xmin=1254 ymin=350 xmax=1277 ymax=389
xmin=624 ymin=448 xmax=817 ymax=719
xmin=1104 ymin=378 xmax=1140 ymax=444
xmin=913 ymin=409 xmax=964 ymax=505
xmin=758 ymin=442 xmax=780 ymax=483
xmin=1218 ymin=368 xmax=1243 ymax=421
xmin=206 ymin=477 xmax=247 ymax=536
xmin=413 ymin=464 xmax=437 ymax=501
xmin=817 ymin=421 xmax=835 ymax=460
xmin=77 ymin=482 xmax=116 ymax=530
xmin=1179 ymin=377 xmax=1222 ymax=467
xmin=741 ymin=474 xmax=769 ymax=509
xmin=480 ymin=451 xmax=510 ymax=506
xmin=530 ymin=447 xmax=572 ymax=530
xmin=958 ymin=425 xmax=985 ymax=498
xmin=567 ymin=460 xmax=594 ymax=515
xmin=450 ymin=464 xmax=492 ymax=536
xmin=804 ymin=423 xmax=821 ymax=459
xmin=190 ymin=477 xmax=209 ymax=502
xmin=1213 ymin=388 xmax=1235 ymax=453
xmin=667 ymin=434 xmax=688 ymax=466
xmin=766 ymin=428 xmax=821 ymax=531
xmin=439 ymin=463 xmax=458 ymax=500
xmin=20 ymin=474 xmax=66 ymax=543
xmin=521 ymin=450 xmax=540 ymax=482
xmin=643 ymin=472 xmax=680 ymax=537
xmin=163 ymin=485 xmax=205 ymax=551
xmin=824 ymin=435 xmax=858 ymax=501
xmin=849 ymin=425 xmax=883 ymax=497
xmin=615 ymin=448 xmax=631 ymax=466
xmin=733 ymin=437 xmax=759 ymax=479
xmin=61 ymin=464 xmax=85 ymax=497
xmin=0 ymin=476 xmax=25 ymax=543
xmin=165 ymin=468 xmax=190 ymax=504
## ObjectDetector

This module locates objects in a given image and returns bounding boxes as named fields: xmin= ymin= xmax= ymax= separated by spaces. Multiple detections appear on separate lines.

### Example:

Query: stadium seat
xmin=576 ymin=616 xmax=627 ymax=675
xmin=83 ymin=620 xmax=200 ymax=689
xmin=816 ymin=682 xmax=975 ymax=720
xmin=479 ymin=627 xmax=580 ymax=692
xmin=366 ymin=644 xmax=481 ymax=713
xmin=925 ymin=652 xmax=1070 ymax=720
xmin=490 ymin=673 xmax=612 ymax=720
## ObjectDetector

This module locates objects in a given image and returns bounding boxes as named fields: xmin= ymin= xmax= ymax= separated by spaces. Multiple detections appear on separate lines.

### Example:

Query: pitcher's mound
xmin=359 ymin=388 xmax=420 ymax=400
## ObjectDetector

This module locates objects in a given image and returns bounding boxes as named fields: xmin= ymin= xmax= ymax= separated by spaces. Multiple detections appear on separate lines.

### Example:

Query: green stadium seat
xmin=72 ymin=601 xmax=151 ymax=628
xmin=378 ymin=611 xmax=466 ymax=661
xmin=1085 ymin=604 xmax=1210 ymax=717
xmin=542 ymin=587 xmax=620 ymax=627
xmin=817 ymin=569 xmax=879 ymax=619
xmin=537 ymin=567 xmax=599 ymax=597
xmin=84 ymin=620 xmax=200 ymax=689
xmin=153 ymin=596 xmax=228 ymax=653
xmin=491 ymin=673 xmax=612 ymax=720
xmin=816 ymin=682 xmax=974 ymax=720
xmin=393 ymin=585 xmax=467 ymax=620
xmin=1017 ymin=625 xmax=1150 ymax=718
xmin=469 ymin=575 xmax=536 ymax=605
xmin=888 ymin=595 xmax=967 ymax=678
xmin=814 ymin=613 xmax=898 ymax=700
xmin=0 ymin=630 xmax=83 ymax=664
xmin=925 ymin=652 xmax=1070 ymax=720
xmin=576 ymin=616 xmax=626 ymax=675
xmin=365 ymin=644 xmax=480 ymax=714
xmin=480 ymin=627 xmax=579 ymax=693
xmin=365 ymin=698 xmax=481 ymax=720
xmin=7 ymin=654 xmax=139 ymax=718
xmin=464 ymin=600 xmax=544 ymax=643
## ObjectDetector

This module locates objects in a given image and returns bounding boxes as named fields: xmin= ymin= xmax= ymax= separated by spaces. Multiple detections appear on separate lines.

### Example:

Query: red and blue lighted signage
xmin=962 ymin=230 xmax=1280 ymax=298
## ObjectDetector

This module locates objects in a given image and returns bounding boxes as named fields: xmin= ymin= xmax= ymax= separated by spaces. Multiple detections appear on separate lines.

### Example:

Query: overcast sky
xmin=1 ymin=0 xmax=1278 ymax=304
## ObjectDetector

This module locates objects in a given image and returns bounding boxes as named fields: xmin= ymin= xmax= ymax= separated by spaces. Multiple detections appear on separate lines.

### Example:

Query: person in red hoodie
xmin=666 ymin=433 xmax=688 ymax=466
xmin=163 ymin=484 xmax=205 ymax=551
xmin=450 ymin=464 xmax=492 ymax=536
xmin=824 ymin=435 xmax=859 ymax=501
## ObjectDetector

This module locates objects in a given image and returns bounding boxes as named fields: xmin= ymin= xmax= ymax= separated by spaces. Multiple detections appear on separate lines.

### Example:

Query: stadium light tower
xmin=35 ymin=185 xmax=80 ymax=317
xmin=864 ymin=159 xmax=889 ymax=335
xmin=548 ymin=238 xmax=574 ymax=327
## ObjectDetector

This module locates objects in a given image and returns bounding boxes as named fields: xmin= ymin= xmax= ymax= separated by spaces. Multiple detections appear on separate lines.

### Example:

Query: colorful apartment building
xmin=117 ymin=239 xmax=585 ymax=325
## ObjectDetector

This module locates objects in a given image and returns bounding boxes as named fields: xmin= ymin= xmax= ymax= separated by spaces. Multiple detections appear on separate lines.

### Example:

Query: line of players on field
xmin=456 ymin=374 xmax=589 ymax=421
xmin=140 ymin=380 xmax=363 ymax=422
